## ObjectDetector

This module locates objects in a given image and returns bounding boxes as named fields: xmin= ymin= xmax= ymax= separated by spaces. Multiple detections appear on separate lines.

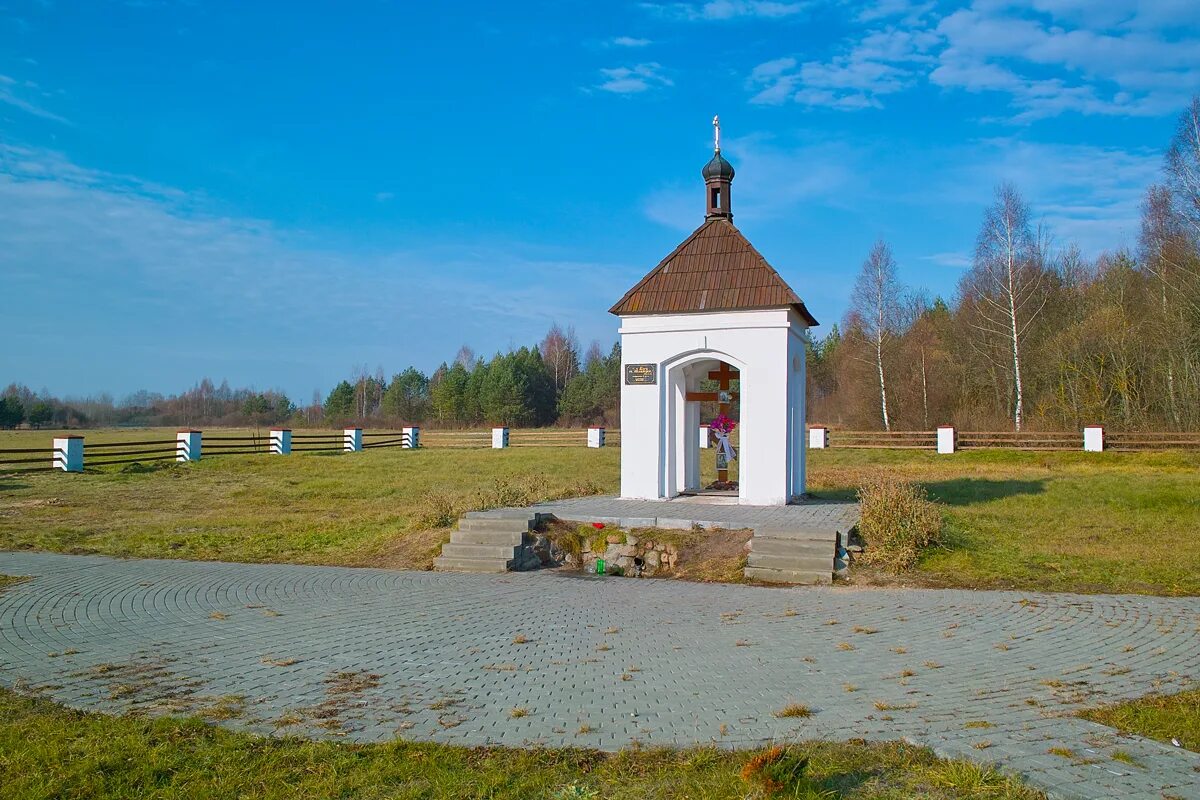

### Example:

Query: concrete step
xmin=457 ymin=517 xmax=533 ymax=533
xmin=753 ymin=526 xmax=842 ymax=542
xmin=743 ymin=565 xmax=832 ymax=585
xmin=747 ymin=552 xmax=836 ymax=572
xmin=450 ymin=529 xmax=527 ymax=546
xmin=439 ymin=543 xmax=520 ymax=560
xmin=749 ymin=537 xmax=835 ymax=558
xmin=433 ymin=556 xmax=512 ymax=573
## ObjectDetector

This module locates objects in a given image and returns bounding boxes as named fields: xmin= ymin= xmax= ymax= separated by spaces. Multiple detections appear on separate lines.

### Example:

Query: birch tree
xmin=849 ymin=239 xmax=903 ymax=431
xmin=962 ymin=183 xmax=1048 ymax=432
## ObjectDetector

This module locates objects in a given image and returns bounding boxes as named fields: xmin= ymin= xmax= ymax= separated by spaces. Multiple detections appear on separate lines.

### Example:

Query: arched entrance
xmin=663 ymin=351 xmax=746 ymax=502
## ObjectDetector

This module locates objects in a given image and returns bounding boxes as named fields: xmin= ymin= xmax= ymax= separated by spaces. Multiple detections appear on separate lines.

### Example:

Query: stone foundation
xmin=562 ymin=530 xmax=680 ymax=577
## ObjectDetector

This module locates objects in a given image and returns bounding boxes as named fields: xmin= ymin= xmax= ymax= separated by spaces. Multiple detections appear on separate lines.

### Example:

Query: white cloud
xmin=0 ymin=144 xmax=629 ymax=395
xmin=748 ymin=26 xmax=937 ymax=109
xmin=595 ymin=62 xmax=673 ymax=94
xmin=610 ymin=36 xmax=653 ymax=47
xmin=746 ymin=1 xmax=1200 ymax=119
xmin=644 ymin=1 xmax=807 ymax=21
xmin=0 ymin=73 xmax=70 ymax=124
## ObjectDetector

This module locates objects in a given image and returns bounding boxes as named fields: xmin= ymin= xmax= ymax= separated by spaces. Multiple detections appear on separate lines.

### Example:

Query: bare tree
xmin=454 ymin=345 xmax=476 ymax=368
xmin=849 ymin=239 xmax=903 ymax=431
xmin=1166 ymin=95 xmax=1200 ymax=240
xmin=962 ymin=183 xmax=1049 ymax=432
xmin=539 ymin=323 xmax=580 ymax=394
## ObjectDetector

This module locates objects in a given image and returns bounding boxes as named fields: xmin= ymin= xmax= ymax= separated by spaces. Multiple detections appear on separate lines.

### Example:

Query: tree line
xmin=812 ymin=96 xmax=1200 ymax=432
xmin=0 ymin=325 xmax=622 ymax=430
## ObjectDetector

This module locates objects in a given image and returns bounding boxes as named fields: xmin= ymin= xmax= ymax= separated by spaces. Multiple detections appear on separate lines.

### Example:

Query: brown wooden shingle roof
xmin=609 ymin=217 xmax=818 ymax=324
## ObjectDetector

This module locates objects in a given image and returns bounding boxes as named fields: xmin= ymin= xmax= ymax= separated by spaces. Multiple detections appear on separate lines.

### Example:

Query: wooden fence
xmin=808 ymin=426 xmax=1200 ymax=452
xmin=0 ymin=426 xmax=619 ymax=474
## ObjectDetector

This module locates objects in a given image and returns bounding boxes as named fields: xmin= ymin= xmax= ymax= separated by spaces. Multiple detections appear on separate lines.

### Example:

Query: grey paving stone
xmin=0 ymin=551 xmax=1197 ymax=800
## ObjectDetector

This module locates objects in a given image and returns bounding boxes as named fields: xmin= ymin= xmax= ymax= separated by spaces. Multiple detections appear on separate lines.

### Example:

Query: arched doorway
xmin=663 ymin=351 xmax=747 ymax=503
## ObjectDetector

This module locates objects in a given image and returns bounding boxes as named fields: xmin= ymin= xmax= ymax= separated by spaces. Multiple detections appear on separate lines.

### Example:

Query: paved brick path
xmin=1 ymin=552 xmax=1198 ymax=800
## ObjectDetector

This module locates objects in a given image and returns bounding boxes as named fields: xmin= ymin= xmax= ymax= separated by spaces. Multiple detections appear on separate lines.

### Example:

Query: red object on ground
xmin=591 ymin=522 xmax=605 ymax=529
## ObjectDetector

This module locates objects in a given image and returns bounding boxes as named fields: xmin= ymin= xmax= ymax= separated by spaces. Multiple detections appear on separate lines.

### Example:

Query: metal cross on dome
xmin=713 ymin=114 xmax=720 ymax=151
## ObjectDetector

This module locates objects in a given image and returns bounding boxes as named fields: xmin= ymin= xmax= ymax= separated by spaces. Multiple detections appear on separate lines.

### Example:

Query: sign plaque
xmin=624 ymin=363 xmax=657 ymax=385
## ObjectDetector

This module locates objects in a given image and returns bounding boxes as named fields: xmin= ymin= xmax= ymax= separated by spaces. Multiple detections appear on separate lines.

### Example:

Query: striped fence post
xmin=344 ymin=427 xmax=362 ymax=452
xmin=401 ymin=426 xmax=420 ymax=449
xmin=492 ymin=427 xmax=509 ymax=448
xmin=176 ymin=429 xmax=202 ymax=462
xmin=270 ymin=428 xmax=292 ymax=455
xmin=53 ymin=435 xmax=83 ymax=472
xmin=808 ymin=426 xmax=828 ymax=449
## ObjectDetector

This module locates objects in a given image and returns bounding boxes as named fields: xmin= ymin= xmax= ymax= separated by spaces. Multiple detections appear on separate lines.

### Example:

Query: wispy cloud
xmin=0 ymin=74 xmax=70 ymax=124
xmin=644 ymin=0 xmax=807 ymax=21
xmin=610 ymin=35 xmax=653 ymax=47
xmin=595 ymin=62 xmax=673 ymax=94
xmin=745 ymin=1 xmax=1200 ymax=119
xmin=0 ymin=144 xmax=629 ymax=395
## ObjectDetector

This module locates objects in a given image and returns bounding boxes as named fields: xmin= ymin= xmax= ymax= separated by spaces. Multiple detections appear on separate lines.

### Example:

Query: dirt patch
xmin=349 ymin=528 xmax=448 ymax=571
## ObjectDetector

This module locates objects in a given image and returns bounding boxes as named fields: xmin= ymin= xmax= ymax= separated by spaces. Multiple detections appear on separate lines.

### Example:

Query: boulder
xmin=606 ymin=534 xmax=623 ymax=545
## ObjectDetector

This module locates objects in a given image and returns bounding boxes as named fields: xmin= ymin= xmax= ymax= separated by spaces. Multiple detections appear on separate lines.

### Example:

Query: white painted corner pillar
xmin=53 ymin=435 xmax=83 ymax=472
xmin=401 ymin=426 xmax=420 ymax=449
xmin=343 ymin=427 xmax=362 ymax=452
xmin=176 ymin=429 xmax=202 ymax=462
xmin=270 ymin=428 xmax=292 ymax=455
xmin=588 ymin=426 xmax=605 ymax=448
xmin=492 ymin=427 xmax=509 ymax=448
xmin=936 ymin=426 xmax=956 ymax=454
xmin=808 ymin=426 xmax=828 ymax=449
xmin=698 ymin=423 xmax=711 ymax=449
xmin=1083 ymin=425 xmax=1104 ymax=452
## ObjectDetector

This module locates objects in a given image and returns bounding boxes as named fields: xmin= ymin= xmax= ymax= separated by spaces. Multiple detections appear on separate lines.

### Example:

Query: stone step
xmin=457 ymin=517 xmax=533 ymax=533
xmin=439 ymin=542 xmax=520 ymax=560
xmin=449 ymin=529 xmax=527 ymax=546
xmin=743 ymin=565 xmax=832 ymax=585
xmin=433 ymin=555 xmax=512 ymax=573
xmin=749 ymin=537 xmax=835 ymax=558
xmin=753 ymin=526 xmax=842 ymax=542
xmin=747 ymin=552 xmax=835 ymax=572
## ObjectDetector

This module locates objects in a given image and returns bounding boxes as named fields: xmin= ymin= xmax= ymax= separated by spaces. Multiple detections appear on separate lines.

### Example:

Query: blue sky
xmin=2 ymin=0 xmax=1197 ymax=402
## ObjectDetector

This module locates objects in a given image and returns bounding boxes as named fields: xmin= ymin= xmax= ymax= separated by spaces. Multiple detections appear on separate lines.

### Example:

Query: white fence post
xmin=808 ymin=426 xmax=828 ymax=449
xmin=176 ymin=429 xmax=202 ymax=462
xmin=401 ymin=426 xmax=420 ymax=449
xmin=936 ymin=426 xmax=956 ymax=454
xmin=588 ymin=426 xmax=605 ymax=448
xmin=270 ymin=428 xmax=292 ymax=455
xmin=698 ymin=424 xmax=711 ymax=449
xmin=492 ymin=427 xmax=509 ymax=448
xmin=1083 ymin=425 xmax=1104 ymax=452
xmin=53 ymin=436 xmax=83 ymax=472
xmin=344 ymin=427 xmax=362 ymax=452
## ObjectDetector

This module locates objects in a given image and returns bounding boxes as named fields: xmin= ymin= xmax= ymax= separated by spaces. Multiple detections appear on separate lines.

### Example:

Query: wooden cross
xmin=685 ymin=361 xmax=739 ymax=482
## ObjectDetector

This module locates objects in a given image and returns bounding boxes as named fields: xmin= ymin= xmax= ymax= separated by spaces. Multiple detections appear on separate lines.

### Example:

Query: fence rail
xmin=0 ymin=426 xmax=620 ymax=474
xmin=808 ymin=425 xmax=1200 ymax=453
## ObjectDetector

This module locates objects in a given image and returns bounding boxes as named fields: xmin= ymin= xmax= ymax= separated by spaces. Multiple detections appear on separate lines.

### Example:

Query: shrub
xmin=416 ymin=491 xmax=459 ymax=529
xmin=740 ymin=746 xmax=813 ymax=796
xmin=856 ymin=475 xmax=943 ymax=573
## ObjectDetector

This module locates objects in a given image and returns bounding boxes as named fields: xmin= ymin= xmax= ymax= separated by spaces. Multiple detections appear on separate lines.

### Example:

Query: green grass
xmin=0 ymin=689 xmax=1042 ymax=799
xmin=2 ymin=429 xmax=1199 ymax=594
xmin=1079 ymin=689 xmax=1200 ymax=752
xmin=807 ymin=448 xmax=1200 ymax=596
xmin=0 ymin=428 xmax=616 ymax=570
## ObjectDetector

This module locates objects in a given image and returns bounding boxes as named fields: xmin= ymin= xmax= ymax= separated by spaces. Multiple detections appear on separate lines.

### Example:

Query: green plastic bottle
xmin=596 ymin=558 xmax=606 ymax=575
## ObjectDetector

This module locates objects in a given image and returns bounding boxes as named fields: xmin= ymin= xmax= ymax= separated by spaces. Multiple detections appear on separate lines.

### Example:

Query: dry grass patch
xmin=773 ymin=703 xmax=813 ymax=719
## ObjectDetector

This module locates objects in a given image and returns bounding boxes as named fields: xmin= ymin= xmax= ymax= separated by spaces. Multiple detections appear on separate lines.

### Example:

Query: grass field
xmin=2 ymin=428 xmax=1199 ymax=595
xmin=0 ymin=688 xmax=1042 ymax=800
xmin=1079 ymin=689 xmax=1200 ymax=753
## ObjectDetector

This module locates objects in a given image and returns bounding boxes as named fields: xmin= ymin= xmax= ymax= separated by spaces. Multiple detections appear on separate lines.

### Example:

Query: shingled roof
xmin=609 ymin=217 xmax=819 ymax=325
